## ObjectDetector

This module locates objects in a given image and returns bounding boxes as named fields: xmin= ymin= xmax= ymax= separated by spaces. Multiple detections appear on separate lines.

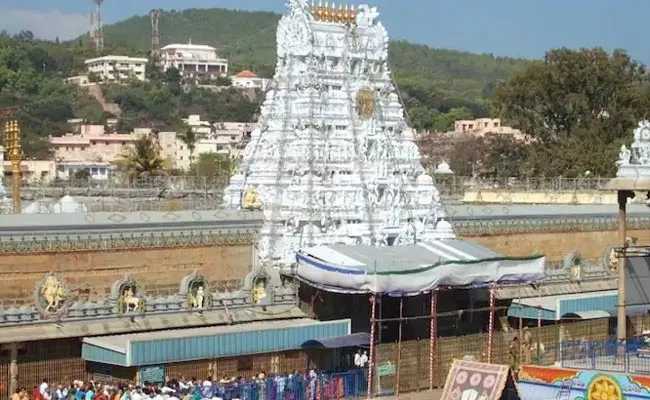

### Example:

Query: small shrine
xmin=617 ymin=120 xmax=650 ymax=178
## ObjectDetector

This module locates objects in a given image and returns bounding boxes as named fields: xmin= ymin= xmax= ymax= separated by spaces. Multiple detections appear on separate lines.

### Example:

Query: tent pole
xmin=488 ymin=287 xmax=496 ymax=363
xmin=429 ymin=290 xmax=437 ymax=390
xmin=537 ymin=291 xmax=542 ymax=364
xmin=396 ymin=297 xmax=404 ymax=395
xmin=367 ymin=294 xmax=376 ymax=399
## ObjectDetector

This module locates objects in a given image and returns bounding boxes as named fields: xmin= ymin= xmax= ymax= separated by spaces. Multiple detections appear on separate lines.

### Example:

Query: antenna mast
xmin=151 ymin=10 xmax=161 ymax=61
xmin=91 ymin=0 xmax=105 ymax=52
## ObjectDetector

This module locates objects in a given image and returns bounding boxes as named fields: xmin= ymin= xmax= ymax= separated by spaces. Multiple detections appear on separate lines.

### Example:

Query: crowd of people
xmin=11 ymin=369 xmax=366 ymax=400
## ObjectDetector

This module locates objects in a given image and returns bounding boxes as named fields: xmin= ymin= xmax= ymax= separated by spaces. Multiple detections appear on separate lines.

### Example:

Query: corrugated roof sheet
xmin=512 ymin=290 xmax=617 ymax=312
xmin=83 ymin=318 xmax=335 ymax=353
xmin=83 ymin=318 xmax=351 ymax=366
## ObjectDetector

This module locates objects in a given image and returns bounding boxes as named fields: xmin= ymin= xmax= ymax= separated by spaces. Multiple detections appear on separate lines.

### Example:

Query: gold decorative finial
xmin=317 ymin=0 xmax=324 ymax=20
xmin=349 ymin=4 xmax=357 ymax=24
xmin=323 ymin=1 xmax=330 ymax=21
xmin=337 ymin=4 xmax=344 ymax=23
xmin=311 ymin=0 xmax=317 ymax=18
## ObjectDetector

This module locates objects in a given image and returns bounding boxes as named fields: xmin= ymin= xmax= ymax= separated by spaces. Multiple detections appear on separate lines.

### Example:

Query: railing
xmin=8 ymin=176 xmax=618 ymax=212
xmin=174 ymin=369 xmax=367 ymax=400
xmin=560 ymin=339 xmax=650 ymax=375
xmin=20 ymin=176 xmax=610 ymax=193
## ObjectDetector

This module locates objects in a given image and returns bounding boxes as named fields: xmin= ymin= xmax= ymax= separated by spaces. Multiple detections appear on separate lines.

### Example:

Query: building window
xmin=91 ymin=141 xmax=96 ymax=145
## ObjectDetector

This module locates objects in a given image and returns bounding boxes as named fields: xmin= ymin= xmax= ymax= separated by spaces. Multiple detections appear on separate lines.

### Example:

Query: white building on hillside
xmin=160 ymin=42 xmax=229 ymax=81
xmin=231 ymin=70 xmax=270 ymax=91
xmin=85 ymin=55 xmax=148 ymax=82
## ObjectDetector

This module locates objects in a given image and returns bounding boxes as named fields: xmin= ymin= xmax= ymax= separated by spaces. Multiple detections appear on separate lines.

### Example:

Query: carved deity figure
xmin=618 ymin=144 xmax=631 ymax=165
xmin=252 ymin=279 xmax=268 ymax=304
xmin=188 ymin=285 xmax=205 ymax=309
xmin=122 ymin=287 xmax=141 ymax=313
xmin=242 ymin=188 xmax=263 ymax=210
xmin=356 ymin=89 xmax=376 ymax=119
xmin=40 ymin=275 xmax=66 ymax=313
xmin=608 ymin=248 xmax=618 ymax=271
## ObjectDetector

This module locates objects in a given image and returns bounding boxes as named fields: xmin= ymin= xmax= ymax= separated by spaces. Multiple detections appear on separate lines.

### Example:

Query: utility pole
xmin=3 ymin=121 xmax=22 ymax=214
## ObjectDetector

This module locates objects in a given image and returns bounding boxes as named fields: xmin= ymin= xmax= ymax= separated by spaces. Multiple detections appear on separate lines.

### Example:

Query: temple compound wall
xmin=0 ymin=210 xmax=312 ymax=397
xmin=451 ymin=209 xmax=650 ymax=262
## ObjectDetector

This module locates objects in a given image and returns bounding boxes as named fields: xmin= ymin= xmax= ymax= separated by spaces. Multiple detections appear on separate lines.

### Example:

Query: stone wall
xmin=461 ymin=228 xmax=650 ymax=261
xmin=0 ymin=244 xmax=252 ymax=307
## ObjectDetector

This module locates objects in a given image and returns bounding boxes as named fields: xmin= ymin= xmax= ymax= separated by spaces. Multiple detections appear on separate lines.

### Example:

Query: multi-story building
xmin=84 ymin=55 xmax=148 ymax=82
xmin=160 ymin=43 xmax=228 ymax=81
xmin=159 ymin=117 xmax=253 ymax=170
xmin=453 ymin=118 xmax=527 ymax=140
xmin=49 ymin=125 xmax=143 ymax=180
xmin=231 ymin=70 xmax=270 ymax=91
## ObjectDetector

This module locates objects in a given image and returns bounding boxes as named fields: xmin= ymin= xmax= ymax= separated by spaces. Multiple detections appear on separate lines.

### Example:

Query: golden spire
xmin=317 ymin=0 xmax=324 ymax=21
xmin=311 ymin=0 xmax=317 ymax=19
xmin=349 ymin=4 xmax=357 ymax=24
xmin=337 ymin=4 xmax=344 ymax=23
xmin=330 ymin=2 xmax=336 ymax=22
xmin=323 ymin=1 xmax=330 ymax=21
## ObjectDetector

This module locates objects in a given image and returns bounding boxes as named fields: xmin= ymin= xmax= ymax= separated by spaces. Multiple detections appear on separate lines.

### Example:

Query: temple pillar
xmin=9 ymin=342 xmax=18 ymax=396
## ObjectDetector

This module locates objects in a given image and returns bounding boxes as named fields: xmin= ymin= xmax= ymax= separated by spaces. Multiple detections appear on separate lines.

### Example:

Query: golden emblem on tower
xmin=356 ymin=88 xmax=376 ymax=119
xmin=311 ymin=1 xmax=356 ymax=24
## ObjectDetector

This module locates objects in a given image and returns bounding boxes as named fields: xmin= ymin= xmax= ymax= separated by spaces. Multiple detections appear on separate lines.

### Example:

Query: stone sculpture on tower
xmin=224 ymin=0 xmax=454 ymax=267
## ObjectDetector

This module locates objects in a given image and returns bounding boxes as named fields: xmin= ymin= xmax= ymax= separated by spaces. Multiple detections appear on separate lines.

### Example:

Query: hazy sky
xmin=1 ymin=0 xmax=648 ymax=63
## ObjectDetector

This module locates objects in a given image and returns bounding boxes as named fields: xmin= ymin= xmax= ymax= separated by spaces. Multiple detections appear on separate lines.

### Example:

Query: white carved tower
xmin=224 ymin=0 xmax=454 ymax=267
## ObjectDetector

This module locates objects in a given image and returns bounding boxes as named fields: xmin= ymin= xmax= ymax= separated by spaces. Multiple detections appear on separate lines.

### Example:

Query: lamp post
xmin=605 ymin=120 xmax=650 ymax=345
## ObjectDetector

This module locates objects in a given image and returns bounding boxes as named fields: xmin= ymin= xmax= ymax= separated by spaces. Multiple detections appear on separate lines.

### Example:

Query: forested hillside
xmin=102 ymin=8 xmax=531 ymax=130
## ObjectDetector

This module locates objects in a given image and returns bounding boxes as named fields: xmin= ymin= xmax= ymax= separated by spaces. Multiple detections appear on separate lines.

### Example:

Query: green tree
xmin=492 ymin=48 xmax=648 ymax=177
xmin=115 ymin=134 xmax=167 ymax=178
xmin=189 ymin=152 xmax=241 ymax=181
xmin=178 ymin=127 xmax=199 ymax=164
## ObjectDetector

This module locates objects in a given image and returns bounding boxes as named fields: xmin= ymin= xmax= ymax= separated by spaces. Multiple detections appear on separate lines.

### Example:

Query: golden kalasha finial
xmin=349 ymin=4 xmax=357 ymax=24
xmin=323 ymin=1 xmax=330 ymax=21
xmin=311 ymin=0 xmax=317 ymax=18
xmin=316 ymin=0 xmax=324 ymax=20
xmin=337 ymin=4 xmax=344 ymax=23
xmin=330 ymin=2 xmax=336 ymax=22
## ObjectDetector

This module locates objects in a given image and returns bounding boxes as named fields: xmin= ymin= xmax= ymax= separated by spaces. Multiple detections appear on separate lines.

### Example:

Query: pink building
xmin=49 ymin=125 xmax=139 ymax=163
xmin=49 ymin=125 xmax=144 ymax=180
xmin=453 ymin=118 xmax=530 ymax=141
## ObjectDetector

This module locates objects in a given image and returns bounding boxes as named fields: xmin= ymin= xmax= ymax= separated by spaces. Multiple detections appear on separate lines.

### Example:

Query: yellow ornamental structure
xmin=311 ymin=1 xmax=356 ymax=24
xmin=2 ymin=120 xmax=22 ymax=213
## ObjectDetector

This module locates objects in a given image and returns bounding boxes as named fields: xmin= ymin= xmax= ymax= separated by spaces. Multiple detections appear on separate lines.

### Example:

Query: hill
xmin=102 ymin=8 xmax=531 ymax=128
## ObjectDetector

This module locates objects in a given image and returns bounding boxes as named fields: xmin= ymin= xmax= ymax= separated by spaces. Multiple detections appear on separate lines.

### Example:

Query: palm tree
xmin=178 ymin=127 xmax=198 ymax=166
xmin=116 ymin=134 xmax=167 ymax=180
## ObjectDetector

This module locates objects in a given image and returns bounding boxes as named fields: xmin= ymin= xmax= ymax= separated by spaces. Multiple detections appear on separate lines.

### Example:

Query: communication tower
xmin=90 ymin=0 xmax=105 ymax=52
xmin=151 ymin=10 xmax=161 ymax=61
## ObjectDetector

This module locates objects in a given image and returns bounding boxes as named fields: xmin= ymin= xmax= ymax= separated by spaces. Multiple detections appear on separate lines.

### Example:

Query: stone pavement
xmin=375 ymin=389 xmax=444 ymax=400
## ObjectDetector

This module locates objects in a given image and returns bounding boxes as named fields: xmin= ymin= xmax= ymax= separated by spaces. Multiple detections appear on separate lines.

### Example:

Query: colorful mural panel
xmin=440 ymin=360 xmax=520 ymax=400
xmin=518 ymin=365 xmax=650 ymax=400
